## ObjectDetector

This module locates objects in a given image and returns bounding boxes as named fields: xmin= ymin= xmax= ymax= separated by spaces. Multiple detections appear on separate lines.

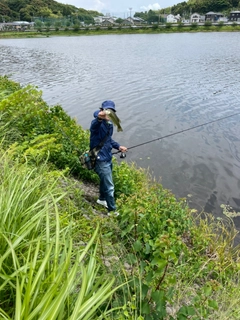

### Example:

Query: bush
xmin=0 ymin=152 xmax=120 ymax=319
xmin=217 ymin=21 xmax=224 ymax=27
xmin=204 ymin=20 xmax=212 ymax=27
xmin=191 ymin=22 xmax=198 ymax=29
xmin=0 ymin=79 xmax=94 ymax=180
xmin=73 ymin=24 xmax=79 ymax=31
xmin=165 ymin=22 xmax=172 ymax=29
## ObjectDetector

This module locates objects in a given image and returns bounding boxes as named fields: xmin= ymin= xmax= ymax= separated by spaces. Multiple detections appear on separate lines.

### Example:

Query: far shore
xmin=1 ymin=24 xmax=240 ymax=38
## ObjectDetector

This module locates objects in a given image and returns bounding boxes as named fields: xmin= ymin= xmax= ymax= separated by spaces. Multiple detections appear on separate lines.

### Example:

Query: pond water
xmin=1 ymin=32 xmax=240 ymax=231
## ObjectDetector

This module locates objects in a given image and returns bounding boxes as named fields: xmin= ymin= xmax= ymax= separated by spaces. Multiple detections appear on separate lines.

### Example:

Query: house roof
xmin=206 ymin=12 xmax=223 ymax=15
xmin=12 ymin=21 xmax=30 ymax=25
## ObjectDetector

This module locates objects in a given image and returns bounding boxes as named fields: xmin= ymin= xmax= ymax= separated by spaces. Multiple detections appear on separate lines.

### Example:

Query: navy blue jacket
xmin=90 ymin=110 xmax=120 ymax=162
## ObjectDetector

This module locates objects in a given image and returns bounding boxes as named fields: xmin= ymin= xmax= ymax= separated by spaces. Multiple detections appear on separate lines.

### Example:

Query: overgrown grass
xmin=0 ymin=150 xmax=126 ymax=319
xmin=1 ymin=76 xmax=240 ymax=319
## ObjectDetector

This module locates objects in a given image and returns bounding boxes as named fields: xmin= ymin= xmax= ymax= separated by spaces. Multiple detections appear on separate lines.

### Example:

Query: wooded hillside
xmin=169 ymin=0 xmax=239 ymax=16
xmin=133 ymin=0 xmax=239 ymax=24
xmin=0 ymin=0 xmax=101 ymax=22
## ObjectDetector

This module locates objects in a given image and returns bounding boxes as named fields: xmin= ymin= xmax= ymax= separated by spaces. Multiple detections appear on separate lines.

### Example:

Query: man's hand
xmin=119 ymin=146 xmax=127 ymax=152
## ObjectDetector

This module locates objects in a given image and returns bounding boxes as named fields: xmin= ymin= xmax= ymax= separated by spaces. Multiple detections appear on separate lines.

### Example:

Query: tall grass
xmin=0 ymin=151 xmax=122 ymax=319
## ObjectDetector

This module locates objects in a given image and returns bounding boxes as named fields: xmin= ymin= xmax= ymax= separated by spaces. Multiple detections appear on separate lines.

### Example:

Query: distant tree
xmin=0 ymin=0 xmax=103 ymax=23
xmin=147 ymin=10 xmax=158 ymax=23
xmin=172 ymin=1 xmax=189 ymax=15
xmin=134 ymin=11 xmax=148 ymax=20
xmin=45 ymin=21 xmax=52 ymax=28
xmin=88 ymin=10 xmax=103 ymax=16
xmin=19 ymin=8 xmax=32 ymax=21
xmin=66 ymin=20 xmax=71 ymax=27
xmin=35 ymin=20 xmax=42 ymax=30
xmin=115 ymin=18 xmax=123 ymax=24
xmin=7 ymin=0 xmax=25 ymax=12
xmin=62 ymin=5 xmax=73 ymax=17
xmin=54 ymin=21 xmax=61 ymax=30
xmin=0 ymin=2 xmax=12 ymax=16
xmin=38 ymin=7 xmax=53 ymax=18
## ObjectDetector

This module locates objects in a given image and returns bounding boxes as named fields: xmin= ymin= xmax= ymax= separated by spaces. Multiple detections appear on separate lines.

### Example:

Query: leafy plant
xmin=190 ymin=22 xmax=198 ymax=29
xmin=0 ymin=150 xmax=123 ymax=319
xmin=204 ymin=20 xmax=212 ymax=27
xmin=165 ymin=23 xmax=172 ymax=29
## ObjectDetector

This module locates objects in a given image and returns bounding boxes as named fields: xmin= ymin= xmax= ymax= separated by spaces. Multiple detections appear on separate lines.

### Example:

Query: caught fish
xmin=105 ymin=109 xmax=123 ymax=132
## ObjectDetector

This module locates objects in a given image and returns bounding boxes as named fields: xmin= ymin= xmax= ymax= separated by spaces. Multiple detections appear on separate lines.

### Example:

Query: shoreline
xmin=1 ymin=24 xmax=240 ymax=38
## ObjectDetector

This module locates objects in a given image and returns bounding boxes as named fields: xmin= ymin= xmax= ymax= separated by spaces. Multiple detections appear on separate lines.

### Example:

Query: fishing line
xmin=113 ymin=111 xmax=240 ymax=155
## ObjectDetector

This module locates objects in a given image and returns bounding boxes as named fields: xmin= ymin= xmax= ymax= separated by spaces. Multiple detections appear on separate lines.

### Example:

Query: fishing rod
xmin=115 ymin=111 xmax=240 ymax=158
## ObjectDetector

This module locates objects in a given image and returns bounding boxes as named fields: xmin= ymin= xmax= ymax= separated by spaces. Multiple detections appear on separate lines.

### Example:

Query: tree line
xmin=0 ymin=0 xmax=239 ymax=25
xmin=0 ymin=0 xmax=101 ymax=23
xmin=134 ymin=0 xmax=240 ymax=23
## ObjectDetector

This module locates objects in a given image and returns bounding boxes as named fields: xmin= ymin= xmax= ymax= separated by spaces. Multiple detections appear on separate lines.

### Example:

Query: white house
xmin=94 ymin=16 xmax=115 ymax=25
xmin=190 ymin=13 xmax=205 ymax=23
xmin=167 ymin=14 xmax=181 ymax=23
xmin=123 ymin=16 xmax=145 ymax=25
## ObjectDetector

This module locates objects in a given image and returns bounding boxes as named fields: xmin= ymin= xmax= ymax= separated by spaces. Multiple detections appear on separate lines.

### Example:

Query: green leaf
xmin=133 ymin=239 xmax=142 ymax=252
xmin=141 ymin=302 xmax=150 ymax=315
xmin=208 ymin=299 xmax=218 ymax=310
xmin=151 ymin=257 xmax=167 ymax=269
xmin=203 ymin=285 xmax=212 ymax=297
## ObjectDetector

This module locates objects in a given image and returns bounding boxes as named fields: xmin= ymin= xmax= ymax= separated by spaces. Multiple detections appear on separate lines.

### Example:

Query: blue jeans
xmin=94 ymin=160 xmax=116 ymax=212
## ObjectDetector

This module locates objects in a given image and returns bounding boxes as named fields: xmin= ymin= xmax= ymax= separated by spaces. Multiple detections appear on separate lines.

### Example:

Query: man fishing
xmin=90 ymin=100 xmax=127 ymax=216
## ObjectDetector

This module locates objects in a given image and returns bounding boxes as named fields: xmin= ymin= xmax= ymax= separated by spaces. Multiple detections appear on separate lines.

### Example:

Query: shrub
xmin=191 ymin=22 xmax=198 ymax=29
xmin=0 ymin=80 xmax=95 ymax=180
xmin=0 ymin=152 xmax=120 ymax=319
xmin=204 ymin=20 xmax=212 ymax=27
xmin=73 ymin=24 xmax=79 ymax=31
xmin=165 ymin=22 xmax=172 ymax=29
xmin=217 ymin=21 xmax=224 ymax=27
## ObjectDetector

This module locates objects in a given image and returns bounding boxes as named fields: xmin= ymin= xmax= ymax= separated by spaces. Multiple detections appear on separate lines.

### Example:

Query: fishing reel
xmin=120 ymin=152 xmax=126 ymax=159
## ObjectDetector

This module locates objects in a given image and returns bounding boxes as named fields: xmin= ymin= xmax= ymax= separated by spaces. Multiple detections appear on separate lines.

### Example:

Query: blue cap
xmin=101 ymin=100 xmax=116 ymax=111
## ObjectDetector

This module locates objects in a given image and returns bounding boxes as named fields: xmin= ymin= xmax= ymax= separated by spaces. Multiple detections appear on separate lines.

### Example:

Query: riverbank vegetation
xmin=1 ymin=22 xmax=240 ymax=39
xmin=1 ymin=75 xmax=240 ymax=319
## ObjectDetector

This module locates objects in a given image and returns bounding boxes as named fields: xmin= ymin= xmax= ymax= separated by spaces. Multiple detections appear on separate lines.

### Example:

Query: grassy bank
xmin=0 ymin=24 xmax=240 ymax=38
xmin=0 ymin=75 xmax=240 ymax=319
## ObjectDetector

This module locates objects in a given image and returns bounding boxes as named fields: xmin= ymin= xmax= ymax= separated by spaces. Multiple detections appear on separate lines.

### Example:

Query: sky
xmin=57 ymin=0 xmax=180 ymax=17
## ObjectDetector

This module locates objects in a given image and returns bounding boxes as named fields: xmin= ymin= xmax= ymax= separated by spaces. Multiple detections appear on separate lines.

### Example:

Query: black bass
xmin=105 ymin=109 xmax=123 ymax=132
